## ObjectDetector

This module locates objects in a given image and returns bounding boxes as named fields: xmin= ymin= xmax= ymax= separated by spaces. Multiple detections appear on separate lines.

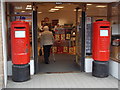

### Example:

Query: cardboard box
xmin=110 ymin=46 xmax=120 ymax=61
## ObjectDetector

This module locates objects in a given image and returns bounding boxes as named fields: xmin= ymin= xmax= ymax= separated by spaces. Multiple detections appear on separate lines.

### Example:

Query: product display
xmin=51 ymin=25 xmax=76 ymax=55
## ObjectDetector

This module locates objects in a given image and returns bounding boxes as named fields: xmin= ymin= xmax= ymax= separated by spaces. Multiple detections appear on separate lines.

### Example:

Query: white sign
xmin=100 ymin=30 xmax=108 ymax=36
xmin=15 ymin=31 xmax=26 ymax=38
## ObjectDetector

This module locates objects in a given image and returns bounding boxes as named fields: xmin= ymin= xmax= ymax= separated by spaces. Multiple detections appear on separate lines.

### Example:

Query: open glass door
xmin=75 ymin=4 xmax=86 ymax=72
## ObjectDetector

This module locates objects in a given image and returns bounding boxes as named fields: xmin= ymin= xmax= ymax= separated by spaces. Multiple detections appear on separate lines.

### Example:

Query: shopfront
xmin=1 ymin=0 xmax=119 ymax=88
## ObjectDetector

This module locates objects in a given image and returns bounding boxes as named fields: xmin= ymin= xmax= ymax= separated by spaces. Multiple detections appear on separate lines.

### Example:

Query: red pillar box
xmin=92 ymin=21 xmax=111 ymax=61
xmin=11 ymin=21 xmax=30 ymax=65
xmin=63 ymin=46 xmax=68 ymax=54
xmin=92 ymin=20 xmax=111 ymax=78
xmin=11 ymin=21 xmax=30 ymax=82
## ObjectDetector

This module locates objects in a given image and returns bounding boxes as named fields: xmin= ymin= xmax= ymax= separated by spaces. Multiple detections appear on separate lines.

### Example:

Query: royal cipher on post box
xmin=11 ymin=21 xmax=30 ymax=82
xmin=92 ymin=20 xmax=111 ymax=78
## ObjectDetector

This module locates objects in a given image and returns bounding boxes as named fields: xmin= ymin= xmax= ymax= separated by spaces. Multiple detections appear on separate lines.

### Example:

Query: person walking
xmin=40 ymin=26 xmax=54 ymax=64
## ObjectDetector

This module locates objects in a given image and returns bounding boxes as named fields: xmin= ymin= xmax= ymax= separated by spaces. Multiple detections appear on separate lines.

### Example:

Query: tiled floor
xmin=7 ymin=72 xmax=118 ymax=88
xmin=39 ymin=54 xmax=80 ymax=73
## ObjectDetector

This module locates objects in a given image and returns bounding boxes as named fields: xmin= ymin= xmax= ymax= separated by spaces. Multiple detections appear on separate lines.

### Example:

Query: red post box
xmin=11 ymin=21 xmax=30 ymax=65
xmin=92 ymin=21 xmax=111 ymax=61
xmin=11 ymin=21 xmax=30 ymax=82
xmin=92 ymin=20 xmax=111 ymax=78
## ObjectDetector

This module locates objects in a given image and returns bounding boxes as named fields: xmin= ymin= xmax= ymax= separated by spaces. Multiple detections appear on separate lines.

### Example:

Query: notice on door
xmin=15 ymin=31 xmax=26 ymax=38
xmin=100 ymin=30 xmax=108 ymax=36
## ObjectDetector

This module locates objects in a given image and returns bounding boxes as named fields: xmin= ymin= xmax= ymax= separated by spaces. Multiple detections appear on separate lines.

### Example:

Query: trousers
xmin=43 ymin=45 xmax=52 ymax=63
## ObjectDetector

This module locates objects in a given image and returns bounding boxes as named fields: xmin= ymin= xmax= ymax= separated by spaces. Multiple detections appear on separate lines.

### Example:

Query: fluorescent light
xmin=15 ymin=6 xmax=22 ymax=9
xmin=27 ymin=5 xmax=32 ymax=8
xmin=56 ymin=2 xmax=63 ymax=4
xmin=74 ymin=9 xmax=82 ymax=12
xmin=50 ymin=8 xmax=59 ymax=11
xmin=21 ymin=11 xmax=25 ymax=12
xmin=26 ymin=7 xmax=32 ymax=10
xmin=49 ymin=10 xmax=55 ymax=12
xmin=96 ymin=5 xmax=107 ymax=8
xmin=38 ymin=12 xmax=42 ymax=14
xmin=87 ymin=4 xmax=92 ymax=5
xmin=55 ymin=6 xmax=64 ymax=8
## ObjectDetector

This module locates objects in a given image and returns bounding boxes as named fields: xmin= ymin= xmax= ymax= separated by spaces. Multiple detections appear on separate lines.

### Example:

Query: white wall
xmin=111 ymin=6 xmax=119 ymax=35
xmin=37 ymin=10 xmax=80 ymax=28
xmin=1 ymin=1 xmax=8 ymax=87
xmin=109 ymin=60 xmax=120 ymax=80
xmin=4 ymin=0 xmax=119 ymax=2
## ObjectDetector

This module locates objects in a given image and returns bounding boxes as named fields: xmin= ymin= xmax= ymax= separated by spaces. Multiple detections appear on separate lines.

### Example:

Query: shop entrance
xmin=3 ymin=1 xmax=110 ymax=87
xmin=6 ymin=2 xmax=87 ymax=75
xmin=32 ymin=2 xmax=86 ymax=73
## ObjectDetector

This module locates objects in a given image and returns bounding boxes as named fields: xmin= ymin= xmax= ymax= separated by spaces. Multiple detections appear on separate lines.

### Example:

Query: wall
xmin=111 ymin=5 xmax=119 ymax=35
xmin=0 ymin=2 xmax=4 ymax=89
xmin=4 ymin=0 xmax=118 ymax=3
xmin=37 ymin=10 xmax=80 ymax=28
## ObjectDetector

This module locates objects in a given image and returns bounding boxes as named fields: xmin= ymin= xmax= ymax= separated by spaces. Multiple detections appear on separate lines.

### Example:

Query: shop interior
xmin=6 ymin=2 xmax=110 ymax=75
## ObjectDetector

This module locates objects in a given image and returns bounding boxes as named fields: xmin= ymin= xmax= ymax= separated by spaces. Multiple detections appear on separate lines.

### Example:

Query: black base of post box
xmin=92 ymin=60 xmax=109 ymax=78
xmin=12 ymin=64 xmax=30 ymax=82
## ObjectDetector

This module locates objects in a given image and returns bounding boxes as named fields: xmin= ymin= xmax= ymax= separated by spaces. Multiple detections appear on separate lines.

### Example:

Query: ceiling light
xmin=27 ymin=5 xmax=32 ymax=8
xmin=49 ymin=10 xmax=55 ymax=12
xmin=74 ymin=9 xmax=82 ymax=12
xmin=15 ymin=6 xmax=22 ymax=9
xmin=55 ymin=6 xmax=64 ymax=8
xmin=26 ymin=7 xmax=32 ymax=10
xmin=56 ymin=2 xmax=63 ymax=5
xmin=21 ymin=11 xmax=25 ymax=12
xmin=50 ymin=8 xmax=59 ymax=11
xmin=96 ymin=5 xmax=107 ymax=8
xmin=87 ymin=4 xmax=92 ymax=5
xmin=38 ymin=12 xmax=42 ymax=14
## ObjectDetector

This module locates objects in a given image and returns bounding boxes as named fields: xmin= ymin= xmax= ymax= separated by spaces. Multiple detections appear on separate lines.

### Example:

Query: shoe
xmin=45 ymin=62 xmax=49 ymax=64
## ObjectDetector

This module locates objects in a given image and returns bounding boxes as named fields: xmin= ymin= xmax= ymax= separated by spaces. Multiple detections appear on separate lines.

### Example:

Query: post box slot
xmin=14 ymin=27 xmax=26 ymax=29
xmin=100 ymin=26 xmax=109 ymax=28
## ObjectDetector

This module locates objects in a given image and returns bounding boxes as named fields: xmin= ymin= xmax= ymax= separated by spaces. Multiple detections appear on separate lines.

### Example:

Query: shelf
xmin=110 ymin=57 xmax=120 ymax=63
